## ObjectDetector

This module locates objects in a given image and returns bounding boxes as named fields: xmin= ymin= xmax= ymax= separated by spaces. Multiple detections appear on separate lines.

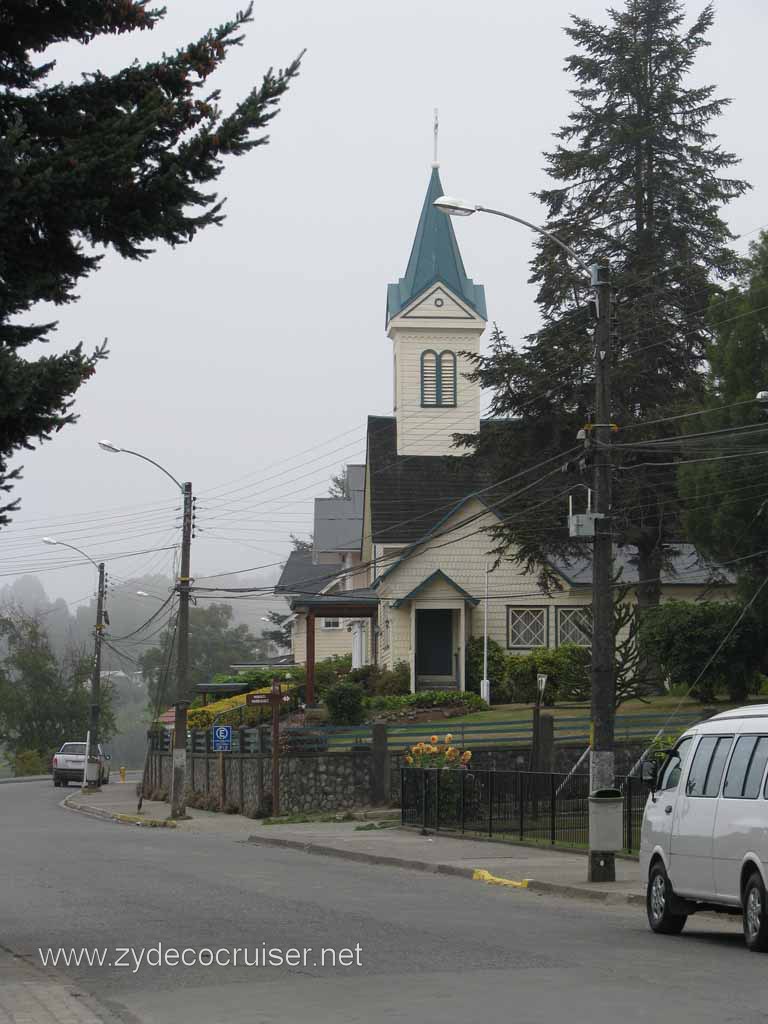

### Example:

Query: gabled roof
xmin=386 ymin=167 xmax=487 ymax=323
xmin=366 ymin=415 xmax=496 ymax=544
xmin=390 ymin=569 xmax=479 ymax=608
xmin=275 ymin=551 xmax=338 ymax=597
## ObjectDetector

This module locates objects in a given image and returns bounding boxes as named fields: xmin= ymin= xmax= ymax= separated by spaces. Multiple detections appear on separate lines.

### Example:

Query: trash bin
xmin=588 ymin=788 xmax=623 ymax=852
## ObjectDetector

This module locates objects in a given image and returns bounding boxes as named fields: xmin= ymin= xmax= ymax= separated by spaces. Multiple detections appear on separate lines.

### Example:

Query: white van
xmin=640 ymin=704 xmax=768 ymax=951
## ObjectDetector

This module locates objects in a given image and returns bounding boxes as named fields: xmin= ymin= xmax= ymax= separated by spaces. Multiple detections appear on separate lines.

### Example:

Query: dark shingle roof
xmin=367 ymin=416 xmax=493 ymax=544
xmin=275 ymin=551 xmax=338 ymax=596
xmin=550 ymin=544 xmax=736 ymax=587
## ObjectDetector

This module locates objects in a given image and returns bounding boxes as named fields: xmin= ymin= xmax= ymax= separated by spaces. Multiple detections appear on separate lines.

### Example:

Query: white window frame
xmin=557 ymin=606 xmax=591 ymax=647
xmin=507 ymin=606 xmax=548 ymax=650
xmin=321 ymin=617 xmax=341 ymax=630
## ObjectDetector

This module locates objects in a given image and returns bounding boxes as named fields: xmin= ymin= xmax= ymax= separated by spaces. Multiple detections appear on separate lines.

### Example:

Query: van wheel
xmin=743 ymin=872 xmax=768 ymax=952
xmin=647 ymin=862 xmax=687 ymax=935
xmin=53 ymin=778 xmax=60 ymax=788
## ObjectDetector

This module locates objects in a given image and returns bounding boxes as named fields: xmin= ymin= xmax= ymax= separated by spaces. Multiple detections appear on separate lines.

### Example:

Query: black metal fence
xmin=400 ymin=767 xmax=651 ymax=853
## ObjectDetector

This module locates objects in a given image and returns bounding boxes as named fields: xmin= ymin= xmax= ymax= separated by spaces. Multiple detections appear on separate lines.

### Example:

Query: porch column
xmin=409 ymin=604 xmax=416 ymax=693
xmin=306 ymin=610 xmax=316 ymax=705
xmin=459 ymin=603 xmax=466 ymax=692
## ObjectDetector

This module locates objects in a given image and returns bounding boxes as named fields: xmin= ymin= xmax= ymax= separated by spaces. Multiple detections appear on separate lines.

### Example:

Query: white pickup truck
xmin=52 ymin=742 xmax=111 ymax=787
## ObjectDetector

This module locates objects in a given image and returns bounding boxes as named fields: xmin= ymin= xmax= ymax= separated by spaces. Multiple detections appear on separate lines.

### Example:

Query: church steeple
xmin=386 ymin=166 xmax=487 ymax=324
xmin=385 ymin=159 xmax=487 ymax=459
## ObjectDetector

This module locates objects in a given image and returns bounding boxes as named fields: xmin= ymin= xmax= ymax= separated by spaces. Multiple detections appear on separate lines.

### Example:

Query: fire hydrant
xmin=119 ymin=766 xmax=127 ymax=784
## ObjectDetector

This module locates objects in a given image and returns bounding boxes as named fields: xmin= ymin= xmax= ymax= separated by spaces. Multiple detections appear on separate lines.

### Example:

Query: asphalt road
xmin=1 ymin=780 xmax=766 ymax=1024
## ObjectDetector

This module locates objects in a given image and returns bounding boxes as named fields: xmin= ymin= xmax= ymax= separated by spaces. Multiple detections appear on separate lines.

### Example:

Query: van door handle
xmin=664 ymin=805 xmax=673 ymax=814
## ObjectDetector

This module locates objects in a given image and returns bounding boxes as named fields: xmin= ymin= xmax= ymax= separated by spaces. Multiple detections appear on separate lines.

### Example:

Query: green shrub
xmin=373 ymin=661 xmax=411 ymax=696
xmin=504 ymin=645 xmax=590 ymax=704
xmin=346 ymin=664 xmax=377 ymax=690
xmin=364 ymin=690 xmax=487 ymax=715
xmin=465 ymin=636 xmax=508 ymax=701
xmin=12 ymin=749 xmax=46 ymax=776
xmin=640 ymin=600 xmax=763 ymax=702
xmin=324 ymin=681 xmax=366 ymax=725
xmin=504 ymin=653 xmax=538 ymax=703
xmin=314 ymin=655 xmax=353 ymax=698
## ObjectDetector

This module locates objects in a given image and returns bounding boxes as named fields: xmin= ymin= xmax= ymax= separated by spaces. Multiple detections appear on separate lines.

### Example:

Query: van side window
xmin=703 ymin=737 xmax=733 ymax=796
xmin=723 ymin=736 xmax=758 ymax=798
xmin=686 ymin=736 xmax=722 ymax=797
xmin=658 ymin=737 xmax=693 ymax=792
xmin=744 ymin=738 xmax=768 ymax=798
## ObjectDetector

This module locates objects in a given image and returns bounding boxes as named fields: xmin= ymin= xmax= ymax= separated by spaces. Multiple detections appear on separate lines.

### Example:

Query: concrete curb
xmin=62 ymin=795 xmax=177 ymax=828
xmin=246 ymin=831 xmax=646 ymax=905
xmin=247 ymin=834 xmax=475 ymax=878
xmin=0 ymin=775 xmax=51 ymax=784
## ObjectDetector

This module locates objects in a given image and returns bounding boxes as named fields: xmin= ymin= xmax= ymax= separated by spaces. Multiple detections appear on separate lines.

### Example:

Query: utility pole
xmin=271 ymin=675 xmax=281 ymax=817
xmin=89 ymin=562 xmax=106 ymax=773
xmin=170 ymin=481 xmax=193 ymax=819
xmin=590 ymin=262 xmax=615 ymax=789
xmin=589 ymin=262 xmax=616 ymax=880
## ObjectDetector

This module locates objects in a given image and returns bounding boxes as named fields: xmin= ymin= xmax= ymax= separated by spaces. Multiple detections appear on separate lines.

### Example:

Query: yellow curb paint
xmin=472 ymin=869 xmax=530 ymax=888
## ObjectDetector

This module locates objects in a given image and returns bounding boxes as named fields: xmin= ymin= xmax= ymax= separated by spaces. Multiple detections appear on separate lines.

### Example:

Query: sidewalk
xmin=63 ymin=784 xmax=645 ymax=906
xmin=0 ymin=950 xmax=118 ymax=1024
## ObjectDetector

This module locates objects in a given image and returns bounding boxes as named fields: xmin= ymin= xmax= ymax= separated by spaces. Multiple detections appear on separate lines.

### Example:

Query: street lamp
xmin=42 ymin=537 xmax=106 ymax=790
xmin=98 ymin=439 xmax=193 ymax=820
xmin=435 ymin=192 xmax=615 ymax=882
xmin=433 ymin=196 xmax=593 ymax=276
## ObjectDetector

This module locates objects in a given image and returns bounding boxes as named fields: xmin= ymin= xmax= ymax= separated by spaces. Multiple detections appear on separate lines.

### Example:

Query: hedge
xmin=365 ymin=690 xmax=487 ymax=715
xmin=186 ymin=682 xmax=298 ymax=729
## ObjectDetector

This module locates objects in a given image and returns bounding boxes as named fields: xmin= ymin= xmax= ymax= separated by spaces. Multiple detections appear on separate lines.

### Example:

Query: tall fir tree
xmin=0 ymin=2 xmax=302 ymax=525
xmin=679 ymin=232 xmax=768 ymax=600
xmin=461 ymin=0 xmax=748 ymax=624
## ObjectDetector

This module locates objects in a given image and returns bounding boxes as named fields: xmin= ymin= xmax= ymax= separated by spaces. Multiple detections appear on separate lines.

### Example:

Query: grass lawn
xmin=423 ymin=693 xmax=726 ymax=726
xmin=411 ymin=692 xmax=753 ymax=733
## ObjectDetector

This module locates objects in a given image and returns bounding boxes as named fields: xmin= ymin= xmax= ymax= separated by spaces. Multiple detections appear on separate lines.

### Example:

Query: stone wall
xmin=148 ymin=750 xmax=374 ymax=817
xmin=148 ymin=739 xmax=649 ymax=815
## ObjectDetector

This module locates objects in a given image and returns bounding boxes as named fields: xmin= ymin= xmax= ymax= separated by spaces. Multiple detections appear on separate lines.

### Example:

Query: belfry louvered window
xmin=421 ymin=350 xmax=438 ymax=406
xmin=421 ymin=349 xmax=457 ymax=408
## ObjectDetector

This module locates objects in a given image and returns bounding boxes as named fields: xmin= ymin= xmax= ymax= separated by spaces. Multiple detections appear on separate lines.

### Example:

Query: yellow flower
xmin=445 ymin=733 xmax=453 ymax=743
xmin=430 ymin=735 xmax=438 ymax=744
xmin=404 ymin=755 xmax=413 ymax=765
xmin=460 ymin=750 xmax=472 ymax=764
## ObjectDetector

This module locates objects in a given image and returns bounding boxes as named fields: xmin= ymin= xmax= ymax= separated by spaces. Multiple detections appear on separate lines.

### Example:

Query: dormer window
xmin=421 ymin=349 xmax=457 ymax=408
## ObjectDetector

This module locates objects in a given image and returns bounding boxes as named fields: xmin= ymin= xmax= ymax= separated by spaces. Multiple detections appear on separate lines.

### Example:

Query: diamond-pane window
xmin=507 ymin=607 xmax=547 ymax=649
xmin=558 ymin=607 xmax=591 ymax=646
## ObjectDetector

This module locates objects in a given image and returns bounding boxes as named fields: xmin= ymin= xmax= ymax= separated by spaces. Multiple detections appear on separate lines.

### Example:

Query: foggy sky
xmin=2 ymin=0 xmax=765 ymax=616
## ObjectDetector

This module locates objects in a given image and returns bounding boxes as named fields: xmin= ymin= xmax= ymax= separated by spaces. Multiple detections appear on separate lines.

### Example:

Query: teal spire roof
xmin=387 ymin=167 xmax=487 ymax=323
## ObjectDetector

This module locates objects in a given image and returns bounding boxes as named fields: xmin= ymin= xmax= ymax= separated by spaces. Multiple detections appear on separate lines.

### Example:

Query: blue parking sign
xmin=212 ymin=725 xmax=232 ymax=752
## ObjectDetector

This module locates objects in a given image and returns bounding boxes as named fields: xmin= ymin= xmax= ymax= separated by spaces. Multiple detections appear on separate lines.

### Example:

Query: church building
xmin=278 ymin=163 xmax=733 ymax=696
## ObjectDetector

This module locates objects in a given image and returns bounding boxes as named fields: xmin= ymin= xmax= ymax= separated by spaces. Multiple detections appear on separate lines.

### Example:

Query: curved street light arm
xmin=49 ymin=540 xmax=101 ymax=570
xmin=475 ymin=205 xmax=593 ymax=279
xmin=118 ymin=448 xmax=184 ymax=492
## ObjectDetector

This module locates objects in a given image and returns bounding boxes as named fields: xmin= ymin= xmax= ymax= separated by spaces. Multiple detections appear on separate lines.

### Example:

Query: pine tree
xmin=0 ymin=2 xmax=302 ymax=525
xmin=461 ymin=0 xmax=748 ymax=616
xmin=679 ymin=232 xmax=768 ymax=595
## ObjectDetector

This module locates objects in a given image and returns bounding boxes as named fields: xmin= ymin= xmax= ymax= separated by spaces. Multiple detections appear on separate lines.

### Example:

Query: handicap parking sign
xmin=212 ymin=725 xmax=232 ymax=752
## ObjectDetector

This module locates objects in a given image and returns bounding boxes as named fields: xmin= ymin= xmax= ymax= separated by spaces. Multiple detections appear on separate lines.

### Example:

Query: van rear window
xmin=59 ymin=743 xmax=86 ymax=755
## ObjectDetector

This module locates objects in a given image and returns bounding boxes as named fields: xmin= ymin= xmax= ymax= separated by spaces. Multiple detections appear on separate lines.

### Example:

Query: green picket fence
xmin=319 ymin=708 xmax=706 ymax=751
